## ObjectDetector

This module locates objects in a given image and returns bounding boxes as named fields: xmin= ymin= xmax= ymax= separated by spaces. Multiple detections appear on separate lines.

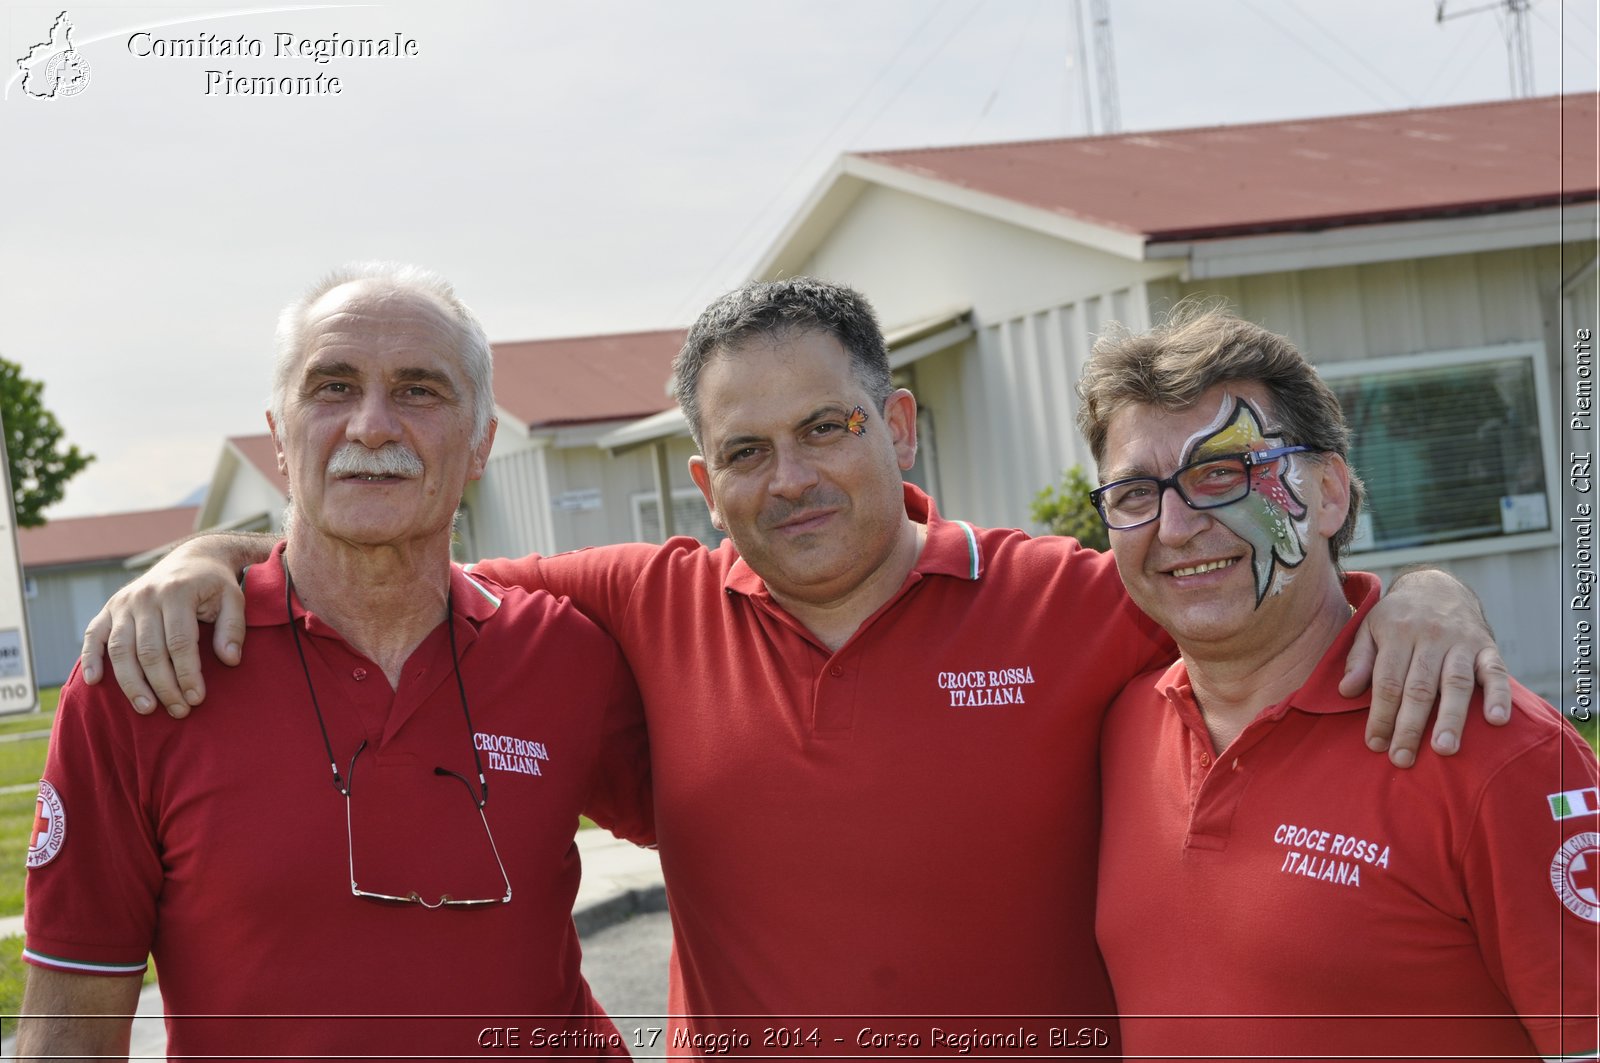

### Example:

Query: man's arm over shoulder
xmin=80 ymin=531 xmax=274 ymax=715
xmin=17 ymin=966 xmax=140 ymax=1061
xmin=474 ymin=541 xmax=677 ymax=642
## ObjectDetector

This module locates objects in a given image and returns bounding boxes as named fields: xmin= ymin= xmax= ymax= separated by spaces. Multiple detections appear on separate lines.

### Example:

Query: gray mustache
xmin=326 ymin=444 xmax=424 ymax=478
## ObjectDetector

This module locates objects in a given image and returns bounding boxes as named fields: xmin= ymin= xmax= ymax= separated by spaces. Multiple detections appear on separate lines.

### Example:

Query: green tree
xmin=0 ymin=358 xmax=92 ymax=526
xmin=1030 ymin=465 xmax=1109 ymax=552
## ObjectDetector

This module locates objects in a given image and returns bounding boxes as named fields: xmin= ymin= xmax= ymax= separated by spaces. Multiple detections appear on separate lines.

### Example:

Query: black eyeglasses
xmin=1089 ymin=445 xmax=1321 ymax=531
xmin=285 ymin=558 xmax=512 ymax=909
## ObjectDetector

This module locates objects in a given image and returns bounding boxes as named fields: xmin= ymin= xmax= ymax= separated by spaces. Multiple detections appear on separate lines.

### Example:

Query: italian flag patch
xmin=1549 ymin=787 xmax=1600 ymax=821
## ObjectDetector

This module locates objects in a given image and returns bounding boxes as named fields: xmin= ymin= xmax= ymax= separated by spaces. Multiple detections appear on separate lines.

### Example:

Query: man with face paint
xmin=80 ymin=280 xmax=1512 ymax=1053
xmin=1080 ymin=306 xmax=1599 ymax=1061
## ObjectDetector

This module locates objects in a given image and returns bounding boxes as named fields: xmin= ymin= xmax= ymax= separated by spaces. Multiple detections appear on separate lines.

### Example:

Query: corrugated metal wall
xmin=471 ymin=446 xmax=555 ymax=563
xmin=26 ymin=565 xmax=134 ymax=688
xmin=916 ymin=285 xmax=1150 ymax=528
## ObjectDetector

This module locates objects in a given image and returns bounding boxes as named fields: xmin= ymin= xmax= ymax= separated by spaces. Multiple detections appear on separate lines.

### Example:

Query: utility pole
xmin=1436 ymin=0 xmax=1536 ymax=98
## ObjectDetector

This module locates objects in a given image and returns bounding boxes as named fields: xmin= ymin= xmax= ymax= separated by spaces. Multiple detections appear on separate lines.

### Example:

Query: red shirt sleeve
xmin=582 ymin=639 xmax=655 ymax=847
xmin=1460 ymin=698 xmax=1599 ymax=1058
xmin=24 ymin=668 xmax=162 ymax=975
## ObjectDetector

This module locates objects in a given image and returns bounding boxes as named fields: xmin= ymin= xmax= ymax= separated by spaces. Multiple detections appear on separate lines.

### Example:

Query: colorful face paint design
xmin=846 ymin=405 xmax=868 ymax=436
xmin=1182 ymin=396 xmax=1310 ymax=606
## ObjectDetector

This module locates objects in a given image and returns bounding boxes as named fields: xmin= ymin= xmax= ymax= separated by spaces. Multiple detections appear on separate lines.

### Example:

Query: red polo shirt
xmin=481 ymin=485 xmax=1172 ymax=1050
xmin=1097 ymin=572 xmax=1600 ymax=1061
xmin=26 ymin=547 xmax=647 ymax=1059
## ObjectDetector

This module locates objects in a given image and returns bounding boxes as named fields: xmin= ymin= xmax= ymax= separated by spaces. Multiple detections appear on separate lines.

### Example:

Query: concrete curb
xmin=574 ymin=883 xmax=669 ymax=938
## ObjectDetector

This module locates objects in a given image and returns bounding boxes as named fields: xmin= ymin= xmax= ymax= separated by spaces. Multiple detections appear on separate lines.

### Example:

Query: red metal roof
xmin=857 ymin=94 xmax=1598 ymax=243
xmin=20 ymin=505 xmax=200 ymax=568
xmin=491 ymin=329 xmax=685 ymax=429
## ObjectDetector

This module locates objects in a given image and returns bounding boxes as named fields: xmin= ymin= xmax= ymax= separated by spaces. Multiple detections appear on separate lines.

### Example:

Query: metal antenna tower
xmin=1071 ymin=0 xmax=1122 ymax=133
xmin=1089 ymin=0 xmax=1122 ymax=132
xmin=1436 ymin=0 xmax=1537 ymax=98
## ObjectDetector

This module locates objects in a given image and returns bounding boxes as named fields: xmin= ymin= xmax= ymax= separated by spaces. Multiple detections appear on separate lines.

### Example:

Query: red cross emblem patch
xmin=26 ymin=780 xmax=65 ymax=869
xmin=1552 ymin=832 xmax=1600 ymax=923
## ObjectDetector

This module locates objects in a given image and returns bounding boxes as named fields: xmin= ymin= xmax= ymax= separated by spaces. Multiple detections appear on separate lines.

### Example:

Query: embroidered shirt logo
xmin=1552 ymin=832 xmax=1600 ymax=923
xmin=27 ymin=780 xmax=66 ymax=868
xmin=1273 ymin=822 xmax=1390 ymax=888
xmin=473 ymin=732 xmax=548 ymax=777
xmin=936 ymin=666 xmax=1036 ymax=707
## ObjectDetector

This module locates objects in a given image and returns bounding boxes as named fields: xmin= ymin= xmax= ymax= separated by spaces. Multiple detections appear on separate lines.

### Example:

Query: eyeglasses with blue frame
xmin=1088 ymin=445 xmax=1321 ymax=531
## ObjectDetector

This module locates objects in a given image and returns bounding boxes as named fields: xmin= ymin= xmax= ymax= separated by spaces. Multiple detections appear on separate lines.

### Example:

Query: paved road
xmin=582 ymin=909 xmax=674 ymax=1058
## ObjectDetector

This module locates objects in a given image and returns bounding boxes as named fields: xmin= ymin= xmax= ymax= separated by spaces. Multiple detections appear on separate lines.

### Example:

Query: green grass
xmin=1574 ymin=711 xmax=1599 ymax=754
xmin=0 ymin=934 xmax=25 ymax=1038
xmin=0 ymin=696 xmax=55 ymax=921
xmin=0 ymin=703 xmax=53 ymax=739
xmin=0 ymin=789 xmax=39 ymax=917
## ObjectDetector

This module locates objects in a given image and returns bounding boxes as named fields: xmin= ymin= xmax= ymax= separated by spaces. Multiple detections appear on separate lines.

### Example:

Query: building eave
xmin=1149 ymin=201 xmax=1600 ymax=280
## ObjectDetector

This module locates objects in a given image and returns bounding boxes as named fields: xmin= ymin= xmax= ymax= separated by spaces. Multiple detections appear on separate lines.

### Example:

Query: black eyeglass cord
xmin=283 ymin=555 xmax=489 ymax=806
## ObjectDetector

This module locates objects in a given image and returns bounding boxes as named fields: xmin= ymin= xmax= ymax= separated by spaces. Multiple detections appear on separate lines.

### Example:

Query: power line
xmin=1236 ymin=0 xmax=1399 ymax=109
xmin=1436 ymin=0 xmax=1536 ymax=96
xmin=966 ymin=0 xmax=1046 ymax=138
xmin=668 ymin=0 xmax=959 ymax=321
xmin=1530 ymin=3 xmax=1597 ymax=65
xmin=1281 ymin=0 xmax=1418 ymax=105
xmin=1417 ymin=15 xmax=1500 ymax=97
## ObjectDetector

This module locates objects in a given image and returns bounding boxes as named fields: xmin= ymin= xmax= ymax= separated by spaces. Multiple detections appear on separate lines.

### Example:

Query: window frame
xmin=1316 ymin=341 xmax=1559 ymax=569
xmin=630 ymin=486 xmax=724 ymax=547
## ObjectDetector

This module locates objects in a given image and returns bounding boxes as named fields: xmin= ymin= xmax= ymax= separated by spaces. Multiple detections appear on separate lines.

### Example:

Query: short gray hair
xmin=270 ymin=262 xmax=495 ymax=446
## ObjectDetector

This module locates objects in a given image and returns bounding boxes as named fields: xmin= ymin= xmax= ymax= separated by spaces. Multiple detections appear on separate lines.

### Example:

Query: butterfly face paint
xmin=1182 ymin=396 xmax=1310 ymax=606
xmin=846 ymin=405 xmax=868 ymax=436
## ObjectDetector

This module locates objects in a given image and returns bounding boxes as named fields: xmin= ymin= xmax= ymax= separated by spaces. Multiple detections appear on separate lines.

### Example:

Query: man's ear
xmin=266 ymin=411 xmax=288 ymax=476
xmin=688 ymin=455 xmax=726 ymax=532
xmin=467 ymin=418 xmax=498 ymax=481
xmin=884 ymin=389 xmax=919 ymax=472
xmin=1313 ymin=453 xmax=1351 ymax=540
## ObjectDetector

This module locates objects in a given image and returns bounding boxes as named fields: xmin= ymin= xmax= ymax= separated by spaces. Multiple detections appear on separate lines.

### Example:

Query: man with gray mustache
xmin=324 ymin=440 xmax=426 ymax=480
xmin=19 ymin=263 xmax=647 ymax=1059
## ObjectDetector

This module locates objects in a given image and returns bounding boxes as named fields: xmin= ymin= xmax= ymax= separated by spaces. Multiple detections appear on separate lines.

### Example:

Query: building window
xmin=1320 ymin=344 xmax=1552 ymax=557
xmin=632 ymin=489 xmax=726 ymax=547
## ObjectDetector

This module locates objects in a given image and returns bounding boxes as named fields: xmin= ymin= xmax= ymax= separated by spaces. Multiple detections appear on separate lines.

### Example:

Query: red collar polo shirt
xmin=1096 ymin=571 xmax=1600 ymax=1062
xmin=25 ymin=544 xmax=646 ymax=1060
xmin=480 ymin=485 xmax=1173 ymax=1052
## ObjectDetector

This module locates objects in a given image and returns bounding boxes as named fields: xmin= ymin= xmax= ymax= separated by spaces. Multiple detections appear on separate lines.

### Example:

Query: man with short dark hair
xmin=22 ymin=264 xmax=644 ymax=1060
xmin=82 ymin=277 xmax=1507 ymax=1051
xmin=1080 ymin=306 xmax=1598 ymax=1059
